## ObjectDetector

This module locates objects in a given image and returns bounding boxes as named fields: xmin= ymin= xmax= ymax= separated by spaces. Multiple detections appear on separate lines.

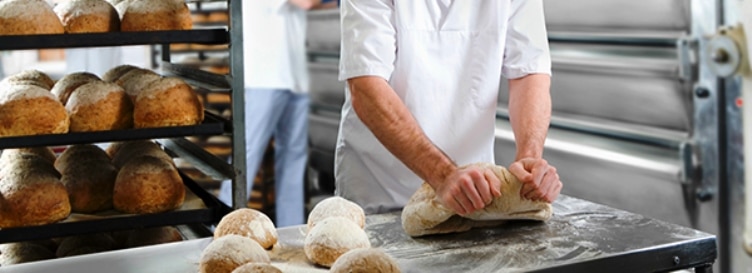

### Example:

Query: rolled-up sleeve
xmin=501 ymin=0 xmax=552 ymax=79
xmin=338 ymin=0 xmax=397 ymax=81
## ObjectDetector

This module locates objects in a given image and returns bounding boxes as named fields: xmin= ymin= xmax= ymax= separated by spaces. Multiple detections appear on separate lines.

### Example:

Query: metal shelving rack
xmin=0 ymin=0 xmax=245 ymax=243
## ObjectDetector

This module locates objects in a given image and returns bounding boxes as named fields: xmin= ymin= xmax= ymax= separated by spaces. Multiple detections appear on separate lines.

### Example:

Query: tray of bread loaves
xmin=0 ymin=140 xmax=232 ymax=244
xmin=0 ymin=66 xmax=229 ymax=150
xmin=0 ymin=0 xmax=229 ymax=50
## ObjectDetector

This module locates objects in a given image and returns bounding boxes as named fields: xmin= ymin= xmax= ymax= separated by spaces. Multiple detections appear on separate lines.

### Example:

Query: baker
xmin=335 ymin=0 xmax=563 ymax=215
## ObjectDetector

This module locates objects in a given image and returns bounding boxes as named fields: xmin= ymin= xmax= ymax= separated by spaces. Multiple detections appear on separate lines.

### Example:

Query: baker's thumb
xmin=509 ymin=161 xmax=533 ymax=182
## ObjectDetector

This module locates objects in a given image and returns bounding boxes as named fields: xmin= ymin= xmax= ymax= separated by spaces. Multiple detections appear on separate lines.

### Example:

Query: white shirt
xmin=243 ymin=0 xmax=309 ymax=93
xmin=335 ymin=0 xmax=551 ymax=213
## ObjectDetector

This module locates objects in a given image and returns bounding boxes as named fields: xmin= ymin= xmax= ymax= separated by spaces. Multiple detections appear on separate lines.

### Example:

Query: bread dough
xmin=401 ymin=163 xmax=552 ymax=237
xmin=330 ymin=248 xmax=401 ymax=273
xmin=199 ymin=235 xmax=270 ymax=273
xmin=231 ymin=262 xmax=282 ymax=273
xmin=304 ymin=216 xmax=371 ymax=268
xmin=307 ymin=196 xmax=365 ymax=232
xmin=214 ymin=208 xmax=278 ymax=249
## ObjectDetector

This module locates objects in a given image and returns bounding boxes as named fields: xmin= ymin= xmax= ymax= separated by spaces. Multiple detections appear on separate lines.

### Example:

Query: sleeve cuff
xmin=338 ymin=64 xmax=394 ymax=82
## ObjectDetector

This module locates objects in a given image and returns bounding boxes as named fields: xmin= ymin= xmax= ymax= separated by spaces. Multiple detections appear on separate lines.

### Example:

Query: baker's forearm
xmin=508 ymin=74 xmax=551 ymax=160
xmin=348 ymin=76 xmax=456 ymax=187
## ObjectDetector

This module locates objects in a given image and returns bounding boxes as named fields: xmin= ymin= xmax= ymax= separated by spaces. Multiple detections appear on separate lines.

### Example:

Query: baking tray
xmin=0 ymin=111 xmax=228 ymax=149
xmin=0 ymin=171 xmax=232 ymax=244
xmin=0 ymin=29 xmax=228 ymax=50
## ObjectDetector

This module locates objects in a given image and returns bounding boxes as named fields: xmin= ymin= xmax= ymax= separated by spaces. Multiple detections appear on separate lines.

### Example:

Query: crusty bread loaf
xmin=54 ymin=0 xmax=120 ymax=33
xmin=51 ymin=72 xmax=101 ymax=104
xmin=0 ymin=70 xmax=55 ymax=90
xmin=124 ymin=226 xmax=183 ymax=248
xmin=115 ymin=68 xmax=161 ymax=100
xmin=0 ymin=0 xmax=64 ymax=35
xmin=0 ymin=147 xmax=57 ymax=168
xmin=113 ymin=155 xmax=185 ymax=214
xmin=121 ymin=0 xmax=192 ymax=31
xmin=55 ymin=233 xmax=118 ymax=258
xmin=56 ymin=144 xmax=117 ymax=213
xmin=102 ymin=64 xmax=139 ymax=82
xmin=0 ymin=154 xmax=70 ymax=228
xmin=134 ymin=77 xmax=204 ymax=128
xmin=0 ymin=84 xmax=69 ymax=137
xmin=66 ymin=81 xmax=134 ymax=132
xmin=109 ymin=140 xmax=173 ymax=168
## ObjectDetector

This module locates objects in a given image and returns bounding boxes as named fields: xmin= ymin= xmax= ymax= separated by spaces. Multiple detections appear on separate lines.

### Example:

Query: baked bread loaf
xmin=0 ymin=153 xmax=70 ymax=228
xmin=307 ymin=196 xmax=365 ymax=232
xmin=231 ymin=263 xmax=282 ymax=273
xmin=304 ymin=216 xmax=371 ymax=268
xmin=66 ymin=81 xmax=134 ymax=132
xmin=0 ymin=0 xmax=64 ymax=35
xmin=51 ymin=72 xmax=101 ymax=104
xmin=102 ymin=64 xmax=139 ymax=82
xmin=54 ymin=0 xmax=120 ymax=33
xmin=134 ymin=77 xmax=204 ymax=128
xmin=124 ymin=226 xmax=183 ymax=248
xmin=121 ymin=0 xmax=192 ymax=31
xmin=0 ymin=147 xmax=57 ymax=167
xmin=0 ymin=70 xmax=55 ymax=90
xmin=0 ymin=242 xmax=56 ymax=266
xmin=199 ymin=235 xmax=270 ymax=273
xmin=330 ymin=248 xmax=401 ymax=273
xmin=55 ymin=233 xmax=118 ymax=258
xmin=214 ymin=209 xmax=278 ymax=249
xmin=113 ymin=155 xmax=185 ymax=214
xmin=56 ymin=144 xmax=117 ymax=213
xmin=115 ymin=68 xmax=161 ymax=100
xmin=0 ymin=84 xmax=69 ymax=137
xmin=401 ymin=163 xmax=553 ymax=237
xmin=109 ymin=140 xmax=173 ymax=168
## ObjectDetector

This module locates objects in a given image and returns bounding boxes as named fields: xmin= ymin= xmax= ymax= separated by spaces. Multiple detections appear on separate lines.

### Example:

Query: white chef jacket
xmin=335 ymin=0 xmax=552 ymax=213
xmin=243 ymin=0 xmax=309 ymax=92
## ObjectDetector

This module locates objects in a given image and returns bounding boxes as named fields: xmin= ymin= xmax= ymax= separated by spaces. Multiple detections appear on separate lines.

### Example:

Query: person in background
xmin=218 ymin=0 xmax=334 ymax=227
xmin=335 ymin=0 xmax=563 ymax=215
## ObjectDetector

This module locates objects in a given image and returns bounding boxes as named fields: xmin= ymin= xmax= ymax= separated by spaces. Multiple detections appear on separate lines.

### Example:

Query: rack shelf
xmin=0 ymin=29 xmax=228 ymax=50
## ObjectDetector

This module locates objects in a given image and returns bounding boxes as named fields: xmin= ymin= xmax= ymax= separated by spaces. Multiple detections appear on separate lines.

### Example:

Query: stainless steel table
xmin=0 ymin=195 xmax=717 ymax=273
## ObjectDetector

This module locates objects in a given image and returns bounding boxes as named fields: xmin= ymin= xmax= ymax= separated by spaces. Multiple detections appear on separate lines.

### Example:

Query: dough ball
xmin=214 ymin=208 xmax=278 ymax=249
xmin=307 ymin=196 xmax=365 ymax=232
xmin=231 ymin=262 xmax=282 ymax=273
xmin=304 ymin=216 xmax=371 ymax=268
xmin=330 ymin=248 xmax=401 ymax=273
xmin=198 ymin=234 xmax=270 ymax=273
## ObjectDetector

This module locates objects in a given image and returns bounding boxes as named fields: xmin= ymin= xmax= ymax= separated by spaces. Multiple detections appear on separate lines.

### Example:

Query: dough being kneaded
xmin=401 ymin=163 xmax=552 ymax=237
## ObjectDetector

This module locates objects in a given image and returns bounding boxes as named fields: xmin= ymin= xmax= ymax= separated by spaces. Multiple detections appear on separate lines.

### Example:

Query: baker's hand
xmin=434 ymin=165 xmax=502 ymax=215
xmin=509 ymin=158 xmax=562 ymax=203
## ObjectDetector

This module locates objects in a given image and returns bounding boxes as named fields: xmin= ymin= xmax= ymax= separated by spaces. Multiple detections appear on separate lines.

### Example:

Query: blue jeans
xmin=219 ymin=88 xmax=309 ymax=227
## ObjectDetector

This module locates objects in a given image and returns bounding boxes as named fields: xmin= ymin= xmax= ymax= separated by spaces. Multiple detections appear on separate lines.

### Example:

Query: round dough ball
xmin=231 ymin=263 xmax=282 ymax=273
xmin=214 ymin=208 xmax=278 ymax=249
xmin=51 ymin=72 xmax=101 ymax=104
xmin=330 ymin=248 xmax=401 ymax=273
xmin=66 ymin=81 xmax=134 ymax=132
xmin=54 ymin=0 xmax=120 ymax=33
xmin=0 ymin=0 xmax=64 ymax=35
xmin=307 ymin=196 xmax=365 ymax=232
xmin=199 ymin=234 xmax=270 ymax=273
xmin=304 ymin=216 xmax=371 ymax=268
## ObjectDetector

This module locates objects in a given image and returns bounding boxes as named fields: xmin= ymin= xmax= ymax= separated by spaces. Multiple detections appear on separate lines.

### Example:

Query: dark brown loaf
xmin=109 ymin=140 xmax=173 ymax=168
xmin=121 ymin=0 xmax=192 ymax=31
xmin=0 ymin=154 xmax=70 ymax=228
xmin=113 ymin=155 xmax=185 ymax=214
xmin=54 ymin=0 xmax=120 ymax=33
xmin=66 ymin=81 xmax=134 ymax=132
xmin=56 ymin=145 xmax=117 ymax=213
xmin=134 ymin=77 xmax=204 ymax=128
xmin=0 ymin=0 xmax=64 ymax=35
xmin=0 ymin=147 xmax=57 ymax=167
xmin=51 ymin=72 xmax=101 ymax=104
xmin=55 ymin=144 xmax=111 ymax=172
xmin=0 ymin=84 xmax=69 ymax=137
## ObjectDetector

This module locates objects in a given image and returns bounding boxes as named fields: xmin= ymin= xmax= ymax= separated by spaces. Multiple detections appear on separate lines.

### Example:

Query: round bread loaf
xmin=51 ymin=72 xmax=101 ymax=104
xmin=231 ymin=263 xmax=282 ymax=273
xmin=66 ymin=81 xmax=134 ymax=132
xmin=105 ymin=140 xmax=147 ymax=158
xmin=121 ymin=0 xmax=192 ymax=31
xmin=0 ymin=154 xmax=70 ymax=228
xmin=0 ymin=0 xmax=64 ymax=35
xmin=54 ymin=0 xmax=120 ymax=33
xmin=54 ymin=145 xmax=116 ymax=213
xmin=115 ymin=68 xmax=161 ymax=100
xmin=0 ymin=70 xmax=55 ymax=90
xmin=113 ymin=155 xmax=185 ymax=214
xmin=110 ymin=140 xmax=173 ymax=168
xmin=134 ymin=77 xmax=204 ymax=128
xmin=304 ymin=216 xmax=371 ymax=268
xmin=330 ymin=248 xmax=401 ymax=273
xmin=124 ymin=226 xmax=183 ymax=248
xmin=0 ymin=147 xmax=57 ymax=166
xmin=0 ymin=84 xmax=69 ymax=137
xmin=214 ymin=208 xmax=278 ymax=249
xmin=55 ymin=233 xmax=118 ymax=258
xmin=307 ymin=196 xmax=366 ymax=232
xmin=0 ymin=242 xmax=56 ymax=266
xmin=102 ymin=64 xmax=140 ymax=82
xmin=199 ymin=235 xmax=270 ymax=273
